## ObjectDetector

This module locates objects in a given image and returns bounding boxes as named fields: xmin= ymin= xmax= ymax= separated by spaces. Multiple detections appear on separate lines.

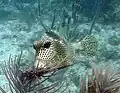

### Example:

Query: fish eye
xmin=43 ymin=42 xmax=51 ymax=48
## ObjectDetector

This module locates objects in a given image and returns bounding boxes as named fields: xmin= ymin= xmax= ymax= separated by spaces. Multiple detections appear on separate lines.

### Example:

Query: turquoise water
xmin=0 ymin=0 xmax=120 ymax=93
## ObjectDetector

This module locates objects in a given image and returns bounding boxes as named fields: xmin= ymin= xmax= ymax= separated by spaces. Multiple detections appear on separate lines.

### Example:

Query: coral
xmin=80 ymin=35 xmax=98 ymax=56
xmin=56 ymin=17 xmax=82 ymax=42
xmin=80 ymin=64 xmax=120 ymax=93
xmin=1 ymin=52 xmax=69 ymax=93
xmin=0 ymin=86 xmax=6 ymax=93
xmin=79 ymin=0 xmax=111 ymax=19
xmin=0 ymin=0 xmax=4 ymax=9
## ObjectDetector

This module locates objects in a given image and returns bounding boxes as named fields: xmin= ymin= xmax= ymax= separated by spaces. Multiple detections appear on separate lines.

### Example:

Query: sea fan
xmin=80 ymin=64 xmax=120 ymax=93
xmin=1 ymin=52 xmax=68 ymax=93
xmin=0 ymin=86 xmax=6 ymax=93
xmin=38 ymin=9 xmax=82 ymax=43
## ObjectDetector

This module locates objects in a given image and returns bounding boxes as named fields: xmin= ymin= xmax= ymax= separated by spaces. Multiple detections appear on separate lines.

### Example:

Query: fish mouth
xmin=34 ymin=58 xmax=54 ymax=69
xmin=34 ymin=59 xmax=46 ymax=69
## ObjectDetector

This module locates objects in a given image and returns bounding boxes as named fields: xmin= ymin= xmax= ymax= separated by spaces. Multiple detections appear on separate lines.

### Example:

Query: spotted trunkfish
xmin=33 ymin=31 xmax=75 ymax=69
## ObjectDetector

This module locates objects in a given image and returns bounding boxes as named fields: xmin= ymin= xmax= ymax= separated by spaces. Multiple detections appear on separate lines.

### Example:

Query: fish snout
xmin=33 ymin=40 xmax=42 ymax=50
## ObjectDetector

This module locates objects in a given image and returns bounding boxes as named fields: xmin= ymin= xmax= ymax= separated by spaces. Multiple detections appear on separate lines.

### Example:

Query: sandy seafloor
xmin=0 ymin=18 xmax=120 ymax=93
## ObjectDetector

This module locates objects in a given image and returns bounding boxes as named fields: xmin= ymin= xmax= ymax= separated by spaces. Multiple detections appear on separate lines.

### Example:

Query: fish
xmin=33 ymin=36 xmax=75 ymax=69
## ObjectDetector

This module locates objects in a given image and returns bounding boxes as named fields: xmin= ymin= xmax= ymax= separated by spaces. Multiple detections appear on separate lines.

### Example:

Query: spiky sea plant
xmin=0 ymin=86 xmax=6 ymax=93
xmin=0 ymin=0 xmax=4 ymax=9
xmin=80 ymin=64 xmax=120 ymax=93
xmin=1 ymin=52 xmax=69 ymax=93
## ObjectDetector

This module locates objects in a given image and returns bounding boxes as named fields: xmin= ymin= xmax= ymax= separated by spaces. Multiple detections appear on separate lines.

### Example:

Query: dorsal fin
xmin=45 ymin=30 xmax=62 ymax=40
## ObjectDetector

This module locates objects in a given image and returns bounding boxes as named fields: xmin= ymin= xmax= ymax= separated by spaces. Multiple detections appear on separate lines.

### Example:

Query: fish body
xmin=33 ymin=35 xmax=75 ymax=69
